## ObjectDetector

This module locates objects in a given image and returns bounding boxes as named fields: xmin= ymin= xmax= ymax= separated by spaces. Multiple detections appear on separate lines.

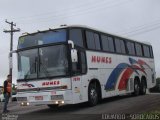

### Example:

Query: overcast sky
xmin=0 ymin=0 xmax=160 ymax=86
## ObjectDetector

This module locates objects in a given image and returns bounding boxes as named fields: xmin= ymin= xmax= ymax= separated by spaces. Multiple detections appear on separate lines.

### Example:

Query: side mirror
xmin=68 ymin=40 xmax=78 ymax=62
xmin=71 ymin=49 xmax=78 ymax=63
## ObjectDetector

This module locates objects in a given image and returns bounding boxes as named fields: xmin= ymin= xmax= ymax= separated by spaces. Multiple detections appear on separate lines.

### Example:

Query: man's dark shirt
xmin=3 ymin=80 xmax=8 ymax=94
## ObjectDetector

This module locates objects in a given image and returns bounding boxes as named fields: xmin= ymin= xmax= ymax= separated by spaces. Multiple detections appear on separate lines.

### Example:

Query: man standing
xmin=3 ymin=75 xmax=12 ymax=113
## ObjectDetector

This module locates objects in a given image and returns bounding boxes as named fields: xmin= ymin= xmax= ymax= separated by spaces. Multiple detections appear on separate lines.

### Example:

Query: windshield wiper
xmin=24 ymin=57 xmax=38 ymax=82
xmin=24 ymin=69 xmax=31 ymax=82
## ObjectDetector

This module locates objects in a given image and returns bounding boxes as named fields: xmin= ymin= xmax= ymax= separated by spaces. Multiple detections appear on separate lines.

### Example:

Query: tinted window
xmin=126 ymin=41 xmax=135 ymax=55
xmin=86 ymin=31 xmax=95 ymax=49
xmin=80 ymin=52 xmax=87 ymax=74
xmin=115 ymin=38 xmax=126 ymax=54
xmin=135 ymin=43 xmax=143 ymax=56
xmin=108 ymin=37 xmax=115 ymax=52
xmin=72 ymin=50 xmax=87 ymax=74
xmin=69 ymin=29 xmax=84 ymax=47
xmin=94 ymin=33 xmax=101 ymax=50
xmin=86 ymin=31 xmax=101 ymax=50
xmin=101 ymin=35 xmax=114 ymax=52
xmin=149 ymin=46 xmax=154 ymax=58
xmin=18 ymin=29 xmax=66 ymax=49
xmin=115 ymin=38 xmax=121 ymax=53
xmin=143 ymin=45 xmax=150 ymax=57
xmin=120 ymin=40 xmax=126 ymax=54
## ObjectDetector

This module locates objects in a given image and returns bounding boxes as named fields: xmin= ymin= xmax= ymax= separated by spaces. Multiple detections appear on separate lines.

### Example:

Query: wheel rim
xmin=143 ymin=84 xmax=146 ymax=93
xmin=135 ymin=83 xmax=140 ymax=94
xmin=90 ymin=88 xmax=98 ymax=104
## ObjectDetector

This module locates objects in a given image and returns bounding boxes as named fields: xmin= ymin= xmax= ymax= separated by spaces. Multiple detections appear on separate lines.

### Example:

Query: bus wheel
xmin=88 ymin=83 xmax=98 ymax=106
xmin=133 ymin=79 xmax=140 ymax=96
xmin=140 ymin=80 xmax=147 ymax=95
xmin=47 ymin=104 xmax=59 ymax=109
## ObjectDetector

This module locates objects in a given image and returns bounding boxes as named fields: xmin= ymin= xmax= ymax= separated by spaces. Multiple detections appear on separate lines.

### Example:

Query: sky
xmin=0 ymin=0 xmax=160 ymax=86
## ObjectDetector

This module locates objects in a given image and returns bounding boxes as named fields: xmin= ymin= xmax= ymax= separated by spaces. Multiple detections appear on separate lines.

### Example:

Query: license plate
xmin=35 ymin=96 xmax=43 ymax=100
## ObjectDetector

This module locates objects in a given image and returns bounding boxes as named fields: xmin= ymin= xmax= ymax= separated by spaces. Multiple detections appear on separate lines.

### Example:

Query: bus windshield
xmin=18 ymin=45 xmax=69 ymax=80
xmin=18 ymin=29 xmax=67 ymax=49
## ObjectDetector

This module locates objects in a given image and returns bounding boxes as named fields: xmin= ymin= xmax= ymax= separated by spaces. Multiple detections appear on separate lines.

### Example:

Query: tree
xmin=150 ymin=77 xmax=160 ymax=92
xmin=156 ymin=78 xmax=160 ymax=85
xmin=12 ymin=83 xmax=17 ymax=95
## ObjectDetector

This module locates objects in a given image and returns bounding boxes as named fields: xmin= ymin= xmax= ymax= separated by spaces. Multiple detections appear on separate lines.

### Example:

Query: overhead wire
xmin=120 ymin=20 xmax=160 ymax=34
xmin=124 ymin=25 xmax=160 ymax=37
xmin=3 ymin=0 xmax=159 ymax=37
xmin=115 ymin=18 xmax=160 ymax=37
xmin=10 ymin=0 xmax=108 ymax=21
xmin=16 ymin=0 xmax=131 ymax=25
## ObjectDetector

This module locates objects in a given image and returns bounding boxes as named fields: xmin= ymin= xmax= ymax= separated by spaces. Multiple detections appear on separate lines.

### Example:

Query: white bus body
xmin=16 ymin=25 xmax=156 ymax=106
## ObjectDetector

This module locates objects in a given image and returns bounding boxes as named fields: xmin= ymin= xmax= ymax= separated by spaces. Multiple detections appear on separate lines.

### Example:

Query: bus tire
xmin=133 ymin=79 xmax=140 ymax=96
xmin=140 ymin=80 xmax=147 ymax=95
xmin=88 ymin=82 xmax=98 ymax=106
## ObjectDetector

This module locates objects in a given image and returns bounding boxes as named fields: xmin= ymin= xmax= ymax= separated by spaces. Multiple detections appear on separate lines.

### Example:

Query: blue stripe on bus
xmin=105 ymin=63 xmax=129 ymax=90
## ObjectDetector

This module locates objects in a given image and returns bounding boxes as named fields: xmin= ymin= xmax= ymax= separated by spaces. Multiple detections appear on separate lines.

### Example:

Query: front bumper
xmin=16 ymin=89 xmax=73 ymax=106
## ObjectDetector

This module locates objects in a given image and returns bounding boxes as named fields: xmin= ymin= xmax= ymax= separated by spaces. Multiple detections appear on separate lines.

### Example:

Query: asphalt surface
xmin=0 ymin=93 xmax=160 ymax=120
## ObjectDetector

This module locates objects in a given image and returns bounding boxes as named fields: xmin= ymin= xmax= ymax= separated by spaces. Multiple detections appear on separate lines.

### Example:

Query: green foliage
xmin=12 ymin=83 xmax=17 ymax=95
xmin=156 ymin=78 xmax=160 ymax=85
xmin=150 ymin=78 xmax=160 ymax=92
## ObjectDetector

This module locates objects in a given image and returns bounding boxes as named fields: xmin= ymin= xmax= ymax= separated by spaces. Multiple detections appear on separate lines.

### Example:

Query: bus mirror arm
xmin=68 ymin=40 xmax=74 ymax=49
xmin=10 ymin=50 xmax=17 ymax=54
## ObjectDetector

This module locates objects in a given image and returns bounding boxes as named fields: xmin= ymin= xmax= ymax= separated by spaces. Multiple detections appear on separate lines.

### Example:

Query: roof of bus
xmin=21 ymin=25 xmax=152 ymax=46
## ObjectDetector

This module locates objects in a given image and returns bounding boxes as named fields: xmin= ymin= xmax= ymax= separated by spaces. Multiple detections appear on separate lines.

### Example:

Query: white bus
xmin=16 ymin=25 xmax=156 ymax=107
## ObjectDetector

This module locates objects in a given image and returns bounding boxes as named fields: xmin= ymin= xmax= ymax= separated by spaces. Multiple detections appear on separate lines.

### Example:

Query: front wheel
xmin=88 ymin=83 xmax=98 ymax=106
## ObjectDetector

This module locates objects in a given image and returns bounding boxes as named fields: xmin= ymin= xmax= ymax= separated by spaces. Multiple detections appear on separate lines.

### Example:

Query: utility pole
xmin=3 ymin=20 xmax=20 ymax=75
xmin=3 ymin=20 xmax=20 ymax=100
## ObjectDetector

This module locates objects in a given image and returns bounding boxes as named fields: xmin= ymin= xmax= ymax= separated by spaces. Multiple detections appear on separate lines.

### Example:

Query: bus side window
xmin=115 ymin=38 xmax=126 ymax=54
xmin=101 ymin=35 xmax=115 ymax=52
xmin=120 ymin=40 xmax=126 ymax=54
xmin=85 ymin=31 xmax=101 ymax=50
xmin=143 ymin=45 xmax=150 ymax=57
xmin=72 ymin=50 xmax=87 ymax=75
xmin=72 ymin=50 xmax=81 ymax=75
xmin=108 ymin=36 xmax=115 ymax=52
xmin=135 ymin=43 xmax=143 ymax=56
xmin=86 ymin=31 xmax=95 ymax=50
xmin=69 ymin=29 xmax=84 ymax=47
xmin=80 ymin=51 xmax=87 ymax=74
xmin=94 ymin=33 xmax=101 ymax=50
xmin=126 ymin=41 xmax=135 ymax=55
xmin=115 ymin=38 xmax=121 ymax=53
xmin=149 ymin=46 xmax=154 ymax=58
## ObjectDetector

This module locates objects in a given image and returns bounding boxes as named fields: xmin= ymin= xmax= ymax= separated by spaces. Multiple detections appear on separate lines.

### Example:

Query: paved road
xmin=1 ymin=93 xmax=160 ymax=120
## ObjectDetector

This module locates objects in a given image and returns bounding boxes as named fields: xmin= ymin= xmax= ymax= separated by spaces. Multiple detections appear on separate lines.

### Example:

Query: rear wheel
xmin=133 ymin=79 xmax=140 ymax=96
xmin=140 ymin=80 xmax=147 ymax=95
xmin=88 ymin=83 xmax=98 ymax=106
